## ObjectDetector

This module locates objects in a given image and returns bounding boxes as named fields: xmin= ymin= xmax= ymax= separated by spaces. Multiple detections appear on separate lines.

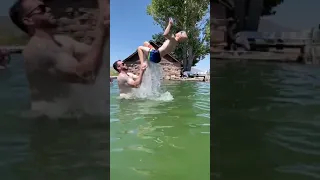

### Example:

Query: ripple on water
xmin=266 ymin=124 xmax=320 ymax=155
xmin=110 ymin=81 xmax=210 ymax=179
xmin=276 ymin=164 xmax=320 ymax=179
xmin=212 ymin=62 xmax=320 ymax=179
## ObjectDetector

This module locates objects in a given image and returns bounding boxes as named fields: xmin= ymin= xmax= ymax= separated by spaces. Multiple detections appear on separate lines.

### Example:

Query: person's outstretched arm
xmin=75 ymin=0 xmax=109 ymax=77
xmin=163 ymin=18 xmax=174 ymax=39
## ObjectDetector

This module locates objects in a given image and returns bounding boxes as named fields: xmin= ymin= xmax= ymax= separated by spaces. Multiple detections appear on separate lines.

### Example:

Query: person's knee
xmin=138 ymin=46 xmax=144 ymax=50
xmin=138 ymin=46 xmax=150 ymax=52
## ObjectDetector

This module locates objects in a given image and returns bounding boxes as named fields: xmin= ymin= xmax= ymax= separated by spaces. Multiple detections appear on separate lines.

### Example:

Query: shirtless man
xmin=112 ymin=60 xmax=146 ymax=97
xmin=9 ymin=0 xmax=109 ymax=110
xmin=137 ymin=18 xmax=188 ymax=69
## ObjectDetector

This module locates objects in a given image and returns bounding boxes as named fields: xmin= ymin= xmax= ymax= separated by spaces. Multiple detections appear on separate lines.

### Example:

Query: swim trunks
xmin=147 ymin=49 xmax=161 ymax=63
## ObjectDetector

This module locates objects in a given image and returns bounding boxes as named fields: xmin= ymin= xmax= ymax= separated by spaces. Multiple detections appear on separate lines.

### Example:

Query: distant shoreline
xmin=110 ymin=75 xmax=209 ymax=82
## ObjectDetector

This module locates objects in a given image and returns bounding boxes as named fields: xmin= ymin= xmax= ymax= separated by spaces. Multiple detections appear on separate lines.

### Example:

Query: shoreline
xmin=211 ymin=50 xmax=302 ymax=63
xmin=110 ymin=75 xmax=209 ymax=82
xmin=168 ymin=78 xmax=209 ymax=82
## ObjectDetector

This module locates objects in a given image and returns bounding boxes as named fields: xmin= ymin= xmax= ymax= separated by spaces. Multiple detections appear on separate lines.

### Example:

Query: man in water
xmin=137 ymin=18 xmax=188 ymax=69
xmin=112 ymin=60 xmax=146 ymax=97
xmin=9 ymin=0 xmax=109 ymax=111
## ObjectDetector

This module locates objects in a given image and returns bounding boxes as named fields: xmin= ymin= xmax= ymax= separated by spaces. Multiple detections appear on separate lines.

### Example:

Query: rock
xmin=69 ymin=24 xmax=91 ymax=31
xmin=59 ymin=17 xmax=76 ymax=25
xmin=65 ymin=7 xmax=73 ymax=13
xmin=51 ymin=6 xmax=99 ymax=45
xmin=87 ymin=30 xmax=98 ymax=37
xmin=73 ymin=31 xmax=86 ymax=38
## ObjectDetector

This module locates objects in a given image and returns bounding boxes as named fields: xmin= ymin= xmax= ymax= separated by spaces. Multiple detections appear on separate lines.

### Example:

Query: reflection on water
xmin=110 ymin=80 xmax=210 ymax=180
xmin=212 ymin=61 xmax=320 ymax=180
xmin=0 ymin=117 xmax=110 ymax=180
xmin=0 ymin=117 xmax=109 ymax=179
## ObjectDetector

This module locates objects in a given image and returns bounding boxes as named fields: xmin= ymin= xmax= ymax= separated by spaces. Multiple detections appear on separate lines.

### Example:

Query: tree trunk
xmin=246 ymin=0 xmax=263 ymax=31
xmin=183 ymin=44 xmax=188 ymax=71
xmin=186 ymin=45 xmax=194 ymax=71
xmin=234 ymin=0 xmax=247 ymax=30
xmin=182 ymin=0 xmax=188 ymax=71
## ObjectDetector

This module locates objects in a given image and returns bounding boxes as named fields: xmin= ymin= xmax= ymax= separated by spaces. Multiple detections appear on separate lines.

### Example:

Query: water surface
xmin=0 ymin=55 xmax=109 ymax=180
xmin=0 ymin=55 xmax=210 ymax=179
xmin=212 ymin=61 xmax=320 ymax=180
xmin=110 ymin=80 xmax=210 ymax=180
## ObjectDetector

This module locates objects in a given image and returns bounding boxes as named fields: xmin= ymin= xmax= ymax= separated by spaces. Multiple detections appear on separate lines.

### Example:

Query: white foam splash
xmin=131 ymin=62 xmax=174 ymax=102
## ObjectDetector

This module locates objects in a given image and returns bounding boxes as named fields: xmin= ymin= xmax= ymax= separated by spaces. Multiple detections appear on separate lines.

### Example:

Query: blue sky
xmin=110 ymin=0 xmax=210 ymax=71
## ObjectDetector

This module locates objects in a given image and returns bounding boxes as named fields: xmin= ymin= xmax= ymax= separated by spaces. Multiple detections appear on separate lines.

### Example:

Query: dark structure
xmin=211 ymin=0 xmax=263 ymax=45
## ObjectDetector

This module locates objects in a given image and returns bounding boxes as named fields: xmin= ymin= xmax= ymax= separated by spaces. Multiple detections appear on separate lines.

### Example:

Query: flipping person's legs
xmin=137 ymin=46 xmax=151 ymax=66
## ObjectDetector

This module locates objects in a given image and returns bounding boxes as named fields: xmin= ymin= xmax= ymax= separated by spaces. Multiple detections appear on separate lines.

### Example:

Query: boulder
xmin=73 ymin=31 xmax=86 ymax=38
xmin=59 ymin=17 xmax=76 ymax=25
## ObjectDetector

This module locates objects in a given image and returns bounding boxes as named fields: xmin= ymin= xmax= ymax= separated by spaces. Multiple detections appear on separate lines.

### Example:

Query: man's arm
xmin=163 ymin=18 xmax=174 ymax=39
xmin=70 ymin=37 xmax=91 ymax=57
xmin=22 ymin=49 xmax=91 ymax=84
xmin=126 ymin=69 xmax=146 ymax=88
xmin=73 ymin=0 xmax=109 ymax=77
xmin=54 ymin=53 xmax=96 ymax=83
xmin=54 ymin=35 xmax=90 ymax=58
xmin=127 ymin=72 xmax=139 ymax=79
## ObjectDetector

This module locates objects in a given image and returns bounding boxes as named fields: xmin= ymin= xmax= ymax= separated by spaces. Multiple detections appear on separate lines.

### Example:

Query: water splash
xmin=131 ymin=62 xmax=173 ymax=102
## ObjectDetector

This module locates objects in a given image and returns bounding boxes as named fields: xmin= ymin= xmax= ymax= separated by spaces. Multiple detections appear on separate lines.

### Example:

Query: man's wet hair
xmin=9 ymin=0 xmax=28 ymax=34
xmin=113 ymin=60 xmax=120 ymax=73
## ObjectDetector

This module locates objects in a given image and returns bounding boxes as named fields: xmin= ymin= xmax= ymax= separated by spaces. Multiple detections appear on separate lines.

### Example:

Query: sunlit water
xmin=212 ymin=61 xmax=320 ymax=180
xmin=110 ymin=78 xmax=210 ymax=179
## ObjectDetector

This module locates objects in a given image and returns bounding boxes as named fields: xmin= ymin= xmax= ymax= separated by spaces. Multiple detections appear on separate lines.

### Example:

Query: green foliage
xmin=147 ymin=0 xmax=209 ymax=70
xmin=261 ymin=0 xmax=284 ymax=16
xmin=0 ymin=34 xmax=29 ymax=45
xmin=110 ymin=68 xmax=118 ymax=76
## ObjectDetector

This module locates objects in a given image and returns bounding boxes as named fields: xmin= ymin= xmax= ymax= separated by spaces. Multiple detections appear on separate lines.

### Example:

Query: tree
xmin=147 ymin=0 xmax=210 ymax=71
xmin=110 ymin=68 xmax=118 ymax=76
xmin=261 ymin=0 xmax=284 ymax=16
xmin=0 ymin=34 xmax=29 ymax=46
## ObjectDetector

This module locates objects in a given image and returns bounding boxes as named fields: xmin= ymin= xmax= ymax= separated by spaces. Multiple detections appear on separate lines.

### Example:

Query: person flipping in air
xmin=137 ymin=18 xmax=188 ymax=69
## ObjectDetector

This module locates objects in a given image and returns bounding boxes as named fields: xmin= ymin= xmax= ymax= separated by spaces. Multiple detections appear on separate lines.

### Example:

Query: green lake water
xmin=0 ymin=55 xmax=210 ymax=180
xmin=212 ymin=61 xmax=320 ymax=180
xmin=0 ymin=55 xmax=109 ymax=179
xmin=110 ymin=80 xmax=210 ymax=180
